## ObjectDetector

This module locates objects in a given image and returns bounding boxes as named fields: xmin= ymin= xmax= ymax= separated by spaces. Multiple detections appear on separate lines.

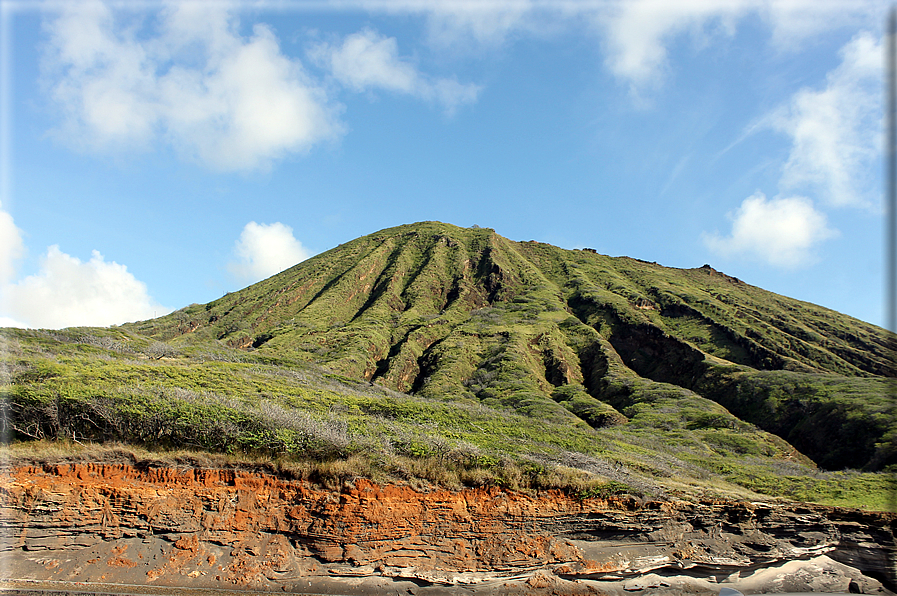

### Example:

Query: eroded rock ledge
xmin=1 ymin=463 xmax=894 ymax=595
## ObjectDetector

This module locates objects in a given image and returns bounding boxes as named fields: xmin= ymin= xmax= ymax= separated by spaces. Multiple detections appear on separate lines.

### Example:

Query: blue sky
xmin=0 ymin=0 xmax=889 ymax=329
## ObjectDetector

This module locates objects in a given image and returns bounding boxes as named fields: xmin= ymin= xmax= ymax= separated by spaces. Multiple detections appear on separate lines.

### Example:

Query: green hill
xmin=4 ymin=222 xmax=895 ymax=509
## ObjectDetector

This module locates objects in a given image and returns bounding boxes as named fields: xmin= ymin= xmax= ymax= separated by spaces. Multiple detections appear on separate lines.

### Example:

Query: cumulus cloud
xmin=228 ymin=222 xmax=311 ymax=284
xmin=702 ymin=30 xmax=879 ymax=268
xmin=0 ymin=208 xmax=24 ymax=286
xmin=703 ymin=192 xmax=838 ymax=268
xmin=41 ymin=1 xmax=883 ymax=138
xmin=597 ymin=0 xmax=750 ymax=89
xmin=765 ymin=31 xmax=881 ymax=208
xmin=309 ymin=28 xmax=480 ymax=113
xmin=0 ymin=316 xmax=29 ymax=328
xmin=415 ymin=1 xmax=541 ymax=49
xmin=1 ymin=246 xmax=167 ymax=329
xmin=762 ymin=0 xmax=884 ymax=50
xmin=355 ymin=1 xmax=882 ymax=93
xmin=42 ymin=0 xmax=342 ymax=171
xmin=313 ymin=29 xmax=418 ymax=93
xmin=0 ymin=207 xmax=166 ymax=329
xmin=592 ymin=0 xmax=882 ymax=91
xmin=0 ymin=207 xmax=29 ymax=328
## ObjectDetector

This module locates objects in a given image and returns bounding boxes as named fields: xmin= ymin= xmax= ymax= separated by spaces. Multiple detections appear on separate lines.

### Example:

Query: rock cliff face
xmin=1 ymin=463 xmax=894 ymax=595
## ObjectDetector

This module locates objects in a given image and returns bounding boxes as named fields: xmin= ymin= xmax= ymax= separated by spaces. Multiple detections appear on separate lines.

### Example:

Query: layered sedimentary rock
xmin=1 ymin=463 xmax=894 ymax=594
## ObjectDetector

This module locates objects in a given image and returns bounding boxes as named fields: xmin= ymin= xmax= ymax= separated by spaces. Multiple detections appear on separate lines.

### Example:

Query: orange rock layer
xmin=1 ymin=463 xmax=894 ymax=592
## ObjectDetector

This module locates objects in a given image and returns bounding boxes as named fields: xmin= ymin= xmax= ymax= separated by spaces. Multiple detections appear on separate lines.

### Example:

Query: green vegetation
xmin=2 ymin=222 xmax=894 ymax=510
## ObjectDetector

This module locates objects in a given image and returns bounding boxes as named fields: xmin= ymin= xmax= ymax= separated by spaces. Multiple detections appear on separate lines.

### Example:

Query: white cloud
xmin=41 ymin=1 xmax=884 ymax=139
xmin=1 ymin=246 xmax=167 ymax=329
xmin=321 ymin=1 xmax=884 ymax=93
xmin=592 ymin=0 xmax=883 ymax=92
xmin=314 ymin=29 xmax=418 ymax=94
xmin=0 ymin=316 xmax=29 ymax=329
xmin=415 ymin=1 xmax=540 ymax=49
xmin=42 ymin=0 xmax=342 ymax=171
xmin=765 ymin=31 xmax=881 ymax=208
xmin=703 ymin=192 xmax=838 ymax=268
xmin=370 ymin=0 xmax=885 ymax=71
xmin=702 ymin=29 xmax=880 ymax=269
xmin=228 ymin=221 xmax=311 ymax=284
xmin=0 ymin=208 xmax=24 ymax=286
xmin=597 ymin=0 xmax=750 ymax=90
xmin=353 ymin=0 xmax=545 ymax=50
xmin=44 ymin=0 xmax=157 ymax=150
xmin=762 ymin=0 xmax=885 ymax=50
xmin=309 ymin=28 xmax=481 ymax=113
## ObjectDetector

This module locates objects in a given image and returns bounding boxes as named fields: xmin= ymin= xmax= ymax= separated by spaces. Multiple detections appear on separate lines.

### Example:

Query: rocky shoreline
xmin=1 ymin=463 xmax=894 ymax=594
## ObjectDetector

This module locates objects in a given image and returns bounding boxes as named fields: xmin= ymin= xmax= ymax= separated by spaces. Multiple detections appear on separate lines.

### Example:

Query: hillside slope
xmin=124 ymin=222 xmax=893 ymax=473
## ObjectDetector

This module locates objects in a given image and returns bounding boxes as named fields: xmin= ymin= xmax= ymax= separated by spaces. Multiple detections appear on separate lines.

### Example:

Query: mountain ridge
xmin=124 ymin=221 xmax=893 ymax=472
xmin=143 ymin=221 xmax=888 ymax=373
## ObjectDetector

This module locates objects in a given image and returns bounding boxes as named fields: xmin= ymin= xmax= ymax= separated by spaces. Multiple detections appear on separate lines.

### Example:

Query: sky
xmin=0 ymin=0 xmax=890 ymax=330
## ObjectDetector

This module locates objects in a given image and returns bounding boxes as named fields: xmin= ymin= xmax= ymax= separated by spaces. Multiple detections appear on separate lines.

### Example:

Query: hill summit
xmin=129 ymin=221 xmax=893 ymax=473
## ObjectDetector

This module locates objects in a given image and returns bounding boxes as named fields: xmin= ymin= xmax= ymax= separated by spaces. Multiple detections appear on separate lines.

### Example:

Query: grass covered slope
xmin=4 ymin=221 xmax=895 ymax=510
